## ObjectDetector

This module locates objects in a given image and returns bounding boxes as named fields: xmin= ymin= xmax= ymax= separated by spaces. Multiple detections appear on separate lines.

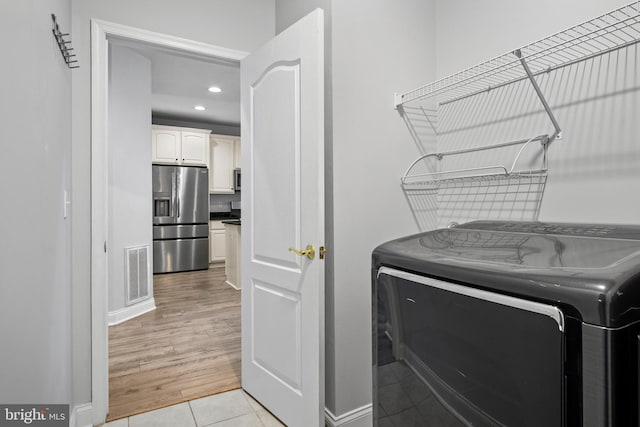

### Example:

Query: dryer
xmin=372 ymin=221 xmax=640 ymax=426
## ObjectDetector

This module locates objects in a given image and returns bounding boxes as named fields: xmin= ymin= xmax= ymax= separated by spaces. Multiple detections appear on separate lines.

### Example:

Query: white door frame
xmin=90 ymin=19 xmax=247 ymax=424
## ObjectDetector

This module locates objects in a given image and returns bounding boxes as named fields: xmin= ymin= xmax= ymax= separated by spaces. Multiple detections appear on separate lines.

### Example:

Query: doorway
xmin=90 ymin=19 xmax=248 ymax=423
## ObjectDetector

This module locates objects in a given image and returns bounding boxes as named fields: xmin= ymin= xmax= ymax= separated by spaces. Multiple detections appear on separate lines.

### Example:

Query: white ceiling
xmin=112 ymin=39 xmax=241 ymax=126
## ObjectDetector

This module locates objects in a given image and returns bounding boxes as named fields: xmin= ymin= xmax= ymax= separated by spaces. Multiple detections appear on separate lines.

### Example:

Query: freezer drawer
xmin=153 ymin=237 xmax=209 ymax=273
xmin=153 ymin=224 xmax=208 ymax=240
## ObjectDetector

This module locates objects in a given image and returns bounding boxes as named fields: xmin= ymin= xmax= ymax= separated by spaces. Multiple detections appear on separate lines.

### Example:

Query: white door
xmin=241 ymin=9 xmax=325 ymax=427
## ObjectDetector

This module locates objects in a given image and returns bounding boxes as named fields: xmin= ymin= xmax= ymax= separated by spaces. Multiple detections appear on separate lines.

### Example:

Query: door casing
xmin=90 ymin=19 xmax=247 ymax=424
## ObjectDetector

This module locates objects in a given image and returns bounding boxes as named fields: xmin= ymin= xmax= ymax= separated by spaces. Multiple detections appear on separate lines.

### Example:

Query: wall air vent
xmin=125 ymin=245 xmax=151 ymax=305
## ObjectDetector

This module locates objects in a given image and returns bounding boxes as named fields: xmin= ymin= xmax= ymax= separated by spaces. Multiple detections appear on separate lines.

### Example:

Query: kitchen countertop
xmin=221 ymin=219 xmax=241 ymax=225
xmin=210 ymin=212 xmax=240 ymax=221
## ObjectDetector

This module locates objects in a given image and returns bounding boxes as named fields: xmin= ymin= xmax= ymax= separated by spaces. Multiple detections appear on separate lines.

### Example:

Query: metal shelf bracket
xmin=514 ymin=50 xmax=562 ymax=142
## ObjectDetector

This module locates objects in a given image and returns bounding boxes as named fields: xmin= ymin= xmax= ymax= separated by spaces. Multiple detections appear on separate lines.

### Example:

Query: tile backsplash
xmin=210 ymin=193 xmax=241 ymax=212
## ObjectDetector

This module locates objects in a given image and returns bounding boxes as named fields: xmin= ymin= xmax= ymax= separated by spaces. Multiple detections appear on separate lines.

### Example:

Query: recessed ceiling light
xmin=208 ymin=86 xmax=222 ymax=93
xmin=194 ymin=105 xmax=206 ymax=111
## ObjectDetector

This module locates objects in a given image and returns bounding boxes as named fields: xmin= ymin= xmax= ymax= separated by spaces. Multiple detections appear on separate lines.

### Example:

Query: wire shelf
xmin=401 ymin=136 xmax=549 ymax=230
xmin=403 ymin=171 xmax=548 ymax=230
xmin=401 ymin=134 xmax=548 ymax=187
xmin=402 ymin=169 xmax=548 ymax=191
xmin=396 ymin=1 xmax=640 ymax=107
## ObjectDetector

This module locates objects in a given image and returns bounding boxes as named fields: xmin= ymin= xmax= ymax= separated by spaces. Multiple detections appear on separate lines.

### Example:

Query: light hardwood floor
xmin=107 ymin=266 xmax=241 ymax=421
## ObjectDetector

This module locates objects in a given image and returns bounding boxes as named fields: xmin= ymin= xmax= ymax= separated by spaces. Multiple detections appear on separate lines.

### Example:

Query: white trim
xmin=225 ymin=280 xmax=241 ymax=290
xmin=108 ymin=298 xmax=156 ymax=325
xmin=90 ymin=18 xmax=248 ymax=425
xmin=90 ymin=19 xmax=110 ymax=425
xmin=91 ymin=19 xmax=248 ymax=61
xmin=324 ymin=404 xmax=373 ymax=427
xmin=70 ymin=403 xmax=93 ymax=427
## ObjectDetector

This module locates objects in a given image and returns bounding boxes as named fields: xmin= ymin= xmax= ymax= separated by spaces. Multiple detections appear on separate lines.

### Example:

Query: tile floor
xmin=101 ymin=389 xmax=285 ymax=427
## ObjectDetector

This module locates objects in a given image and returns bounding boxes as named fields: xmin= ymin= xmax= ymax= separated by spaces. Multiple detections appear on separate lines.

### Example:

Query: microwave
xmin=234 ymin=168 xmax=241 ymax=192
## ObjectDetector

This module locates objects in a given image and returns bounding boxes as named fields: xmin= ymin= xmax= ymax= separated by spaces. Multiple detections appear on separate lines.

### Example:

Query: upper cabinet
xmin=151 ymin=127 xmax=181 ymax=164
xmin=180 ymin=131 xmax=210 ymax=166
xmin=152 ymin=125 xmax=211 ymax=167
xmin=210 ymin=134 xmax=240 ymax=194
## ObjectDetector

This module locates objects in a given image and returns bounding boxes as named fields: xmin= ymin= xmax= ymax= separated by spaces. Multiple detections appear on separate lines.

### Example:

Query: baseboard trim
xmin=225 ymin=280 xmax=240 ymax=290
xmin=325 ymin=404 xmax=373 ymax=427
xmin=71 ymin=403 xmax=93 ymax=427
xmin=108 ymin=298 xmax=156 ymax=325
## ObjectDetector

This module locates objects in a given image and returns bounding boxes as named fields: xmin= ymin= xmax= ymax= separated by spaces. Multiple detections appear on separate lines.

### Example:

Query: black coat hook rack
xmin=52 ymin=14 xmax=79 ymax=69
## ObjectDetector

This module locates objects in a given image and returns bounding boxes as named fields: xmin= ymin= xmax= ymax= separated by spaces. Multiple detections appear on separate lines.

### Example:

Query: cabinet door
xmin=210 ymin=228 xmax=226 ymax=262
xmin=181 ymin=132 xmax=209 ymax=166
xmin=209 ymin=137 xmax=235 ymax=194
xmin=224 ymin=225 xmax=240 ymax=289
xmin=224 ymin=226 xmax=234 ymax=282
xmin=210 ymin=221 xmax=226 ymax=262
xmin=233 ymin=138 xmax=241 ymax=169
xmin=152 ymin=129 xmax=181 ymax=164
xmin=233 ymin=226 xmax=241 ymax=289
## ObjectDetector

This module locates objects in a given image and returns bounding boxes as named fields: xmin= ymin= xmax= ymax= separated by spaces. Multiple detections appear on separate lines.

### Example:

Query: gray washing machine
xmin=372 ymin=221 xmax=640 ymax=426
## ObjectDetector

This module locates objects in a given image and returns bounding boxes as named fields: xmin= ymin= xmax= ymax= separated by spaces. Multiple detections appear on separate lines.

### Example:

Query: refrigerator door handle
xmin=176 ymin=169 xmax=181 ymax=220
xmin=171 ymin=171 xmax=177 ymax=219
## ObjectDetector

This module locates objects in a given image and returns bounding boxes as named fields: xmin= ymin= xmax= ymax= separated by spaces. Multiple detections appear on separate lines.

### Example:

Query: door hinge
xmin=319 ymin=246 xmax=327 ymax=260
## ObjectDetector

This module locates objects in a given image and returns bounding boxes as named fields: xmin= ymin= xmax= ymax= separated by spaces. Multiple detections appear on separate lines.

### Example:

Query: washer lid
xmin=372 ymin=221 xmax=640 ymax=328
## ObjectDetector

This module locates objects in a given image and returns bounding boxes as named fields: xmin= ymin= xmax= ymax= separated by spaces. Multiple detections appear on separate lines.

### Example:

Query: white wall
xmin=71 ymin=0 xmax=275 ymax=407
xmin=330 ymin=0 xmax=437 ymax=420
xmin=0 ymin=0 xmax=72 ymax=404
xmin=434 ymin=0 xmax=640 ymax=226
xmin=152 ymin=116 xmax=240 ymax=137
xmin=276 ymin=0 xmax=330 ymax=33
xmin=435 ymin=0 xmax=633 ymax=78
xmin=108 ymin=45 xmax=153 ymax=314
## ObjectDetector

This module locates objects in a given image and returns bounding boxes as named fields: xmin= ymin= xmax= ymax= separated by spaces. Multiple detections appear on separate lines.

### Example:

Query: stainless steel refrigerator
xmin=152 ymin=165 xmax=209 ymax=273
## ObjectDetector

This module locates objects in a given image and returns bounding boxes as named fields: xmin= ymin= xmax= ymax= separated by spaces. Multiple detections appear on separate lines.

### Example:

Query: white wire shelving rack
xmin=395 ymin=2 xmax=640 ymax=109
xmin=396 ymin=1 xmax=640 ymax=228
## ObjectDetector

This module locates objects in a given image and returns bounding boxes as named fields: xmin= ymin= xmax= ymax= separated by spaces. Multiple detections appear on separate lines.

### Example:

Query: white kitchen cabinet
xmin=151 ymin=128 xmax=181 ymax=164
xmin=152 ymin=125 xmax=210 ymax=166
xmin=224 ymin=223 xmax=241 ymax=289
xmin=209 ymin=220 xmax=226 ymax=263
xmin=209 ymin=134 xmax=239 ymax=194
xmin=233 ymin=139 xmax=241 ymax=169
xmin=180 ymin=131 xmax=209 ymax=166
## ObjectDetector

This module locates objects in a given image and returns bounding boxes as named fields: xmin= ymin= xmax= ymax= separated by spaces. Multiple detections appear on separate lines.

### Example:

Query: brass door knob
xmin=289 ymin=244 xmax=315 ymax=260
